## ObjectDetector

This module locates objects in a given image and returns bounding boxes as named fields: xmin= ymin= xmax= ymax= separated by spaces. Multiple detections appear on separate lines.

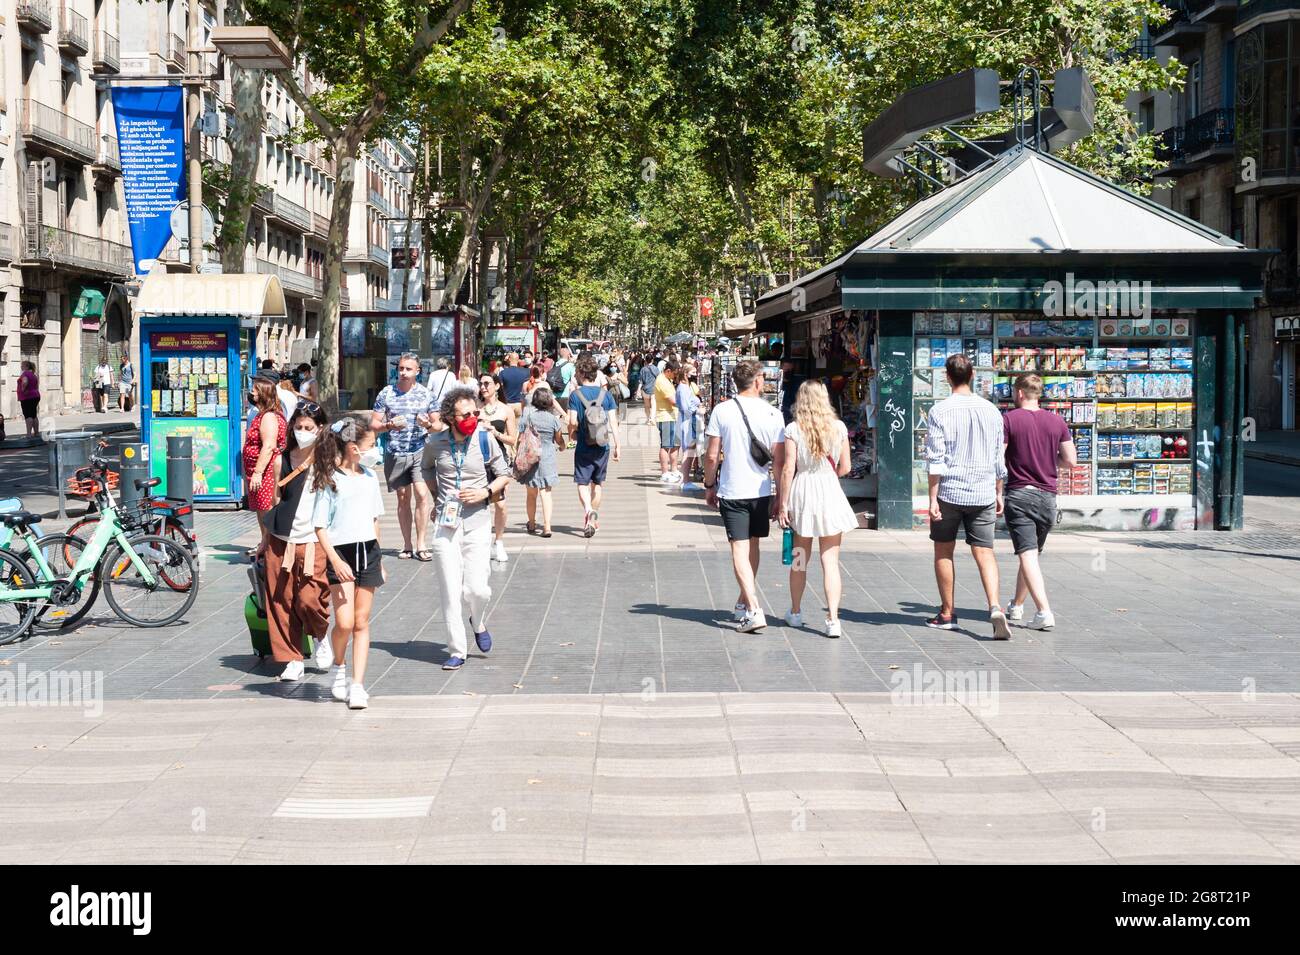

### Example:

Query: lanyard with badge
xmin=437 ymin=433 xmax=471 ymax=528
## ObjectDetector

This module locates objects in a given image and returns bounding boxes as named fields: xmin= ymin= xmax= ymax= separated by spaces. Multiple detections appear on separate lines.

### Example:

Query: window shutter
xmin=24 ymin=161 xmax=43 ymax=257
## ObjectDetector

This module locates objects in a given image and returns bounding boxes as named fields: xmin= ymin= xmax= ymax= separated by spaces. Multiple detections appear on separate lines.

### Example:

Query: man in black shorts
xmin=703 ymin=360 xmax=786 ymax=634
xmin=567 ymin=354 xmax=620 ymax=538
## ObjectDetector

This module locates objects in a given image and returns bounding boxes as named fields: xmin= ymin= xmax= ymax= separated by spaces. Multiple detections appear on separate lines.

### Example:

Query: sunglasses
xmin=454 ymin=410 xmax=478 ymax=420
xmin=297 ymin=400 xmax=322 ymax=416
xmin=479 ymin=379 xmax=494 ymax=387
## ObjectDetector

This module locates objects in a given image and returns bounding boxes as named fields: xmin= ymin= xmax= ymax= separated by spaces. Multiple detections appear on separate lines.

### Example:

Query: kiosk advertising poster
xmin=110 ymin=85 xmax=186 ymax=274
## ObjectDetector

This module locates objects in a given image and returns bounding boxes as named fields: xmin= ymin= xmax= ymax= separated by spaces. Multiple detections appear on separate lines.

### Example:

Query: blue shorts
xmin=573 ymin=446 xmax=610 ymax=485
xmin=657 ymin=421 xmax=679 ymax=449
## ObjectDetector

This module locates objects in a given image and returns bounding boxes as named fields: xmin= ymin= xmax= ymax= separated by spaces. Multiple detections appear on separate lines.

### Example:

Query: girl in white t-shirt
xmin=313 ymin=416 xmax=386 ymax=710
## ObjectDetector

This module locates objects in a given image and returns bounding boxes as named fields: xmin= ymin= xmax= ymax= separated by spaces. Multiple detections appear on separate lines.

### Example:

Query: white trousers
xmin=431 ymin=517 xmax=492 ymax=658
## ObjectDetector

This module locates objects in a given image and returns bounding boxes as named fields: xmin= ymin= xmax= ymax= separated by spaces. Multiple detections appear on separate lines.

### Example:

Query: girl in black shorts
xmin=313 ymin=417 xmax=386 ymax=710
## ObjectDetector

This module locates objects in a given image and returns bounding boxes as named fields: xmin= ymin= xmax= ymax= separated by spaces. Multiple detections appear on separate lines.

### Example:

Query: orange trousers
xmin=264 ymin=535 xmax=330 ymax=663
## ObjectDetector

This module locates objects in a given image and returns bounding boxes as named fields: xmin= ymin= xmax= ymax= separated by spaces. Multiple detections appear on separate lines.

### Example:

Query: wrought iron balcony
xmin=1182 ymin=107 xmax=1234 ymax=156
xmin=93 ymin=30 xmax=120 ymax=73
xmin=1265 ymin=254 xmax=1300 ymax=306
xmin=18 ymin=99 xmax=97 ymax=163
xmin=16 ymin=1 xmax=53 ymax=34
xmin=1153 ymin=109 xmax=1234 ymax=176
xmin=58 ymin=5 xmax=89 ymax=55
xmin=20 ymin=223 xmax=133 ymax=276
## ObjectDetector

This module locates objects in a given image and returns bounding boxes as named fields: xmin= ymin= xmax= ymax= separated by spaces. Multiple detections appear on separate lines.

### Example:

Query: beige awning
xmin=722 ymin=312 xmax=755 ymax=333
xmin=135 ymin=272 xmax=288 ymax=318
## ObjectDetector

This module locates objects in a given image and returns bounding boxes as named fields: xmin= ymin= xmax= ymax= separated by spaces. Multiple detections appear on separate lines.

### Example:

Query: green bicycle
xmin=0 ymin=499 xmax=99 ymax=631
xmin=0 ymin=451 xmax=199 ymax=646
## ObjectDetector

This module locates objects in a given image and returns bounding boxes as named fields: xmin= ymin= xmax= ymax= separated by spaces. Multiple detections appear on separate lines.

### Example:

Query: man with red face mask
xmin=419 ymin=386 xmax=511 ymax=670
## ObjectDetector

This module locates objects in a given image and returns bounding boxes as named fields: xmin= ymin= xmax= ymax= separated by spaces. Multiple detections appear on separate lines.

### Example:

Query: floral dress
xmin=243 ymin=410 xmax=288 ymax=511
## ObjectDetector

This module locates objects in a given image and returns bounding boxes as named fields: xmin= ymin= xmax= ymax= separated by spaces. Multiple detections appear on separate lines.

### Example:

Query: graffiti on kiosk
xmin=885 ymin=397 xmax=907 ymax=448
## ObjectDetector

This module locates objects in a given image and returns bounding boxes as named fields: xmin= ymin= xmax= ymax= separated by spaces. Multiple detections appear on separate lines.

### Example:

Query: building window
xmin=1185 ymin=196 xmax=1202 ymax=222
xmin=1186 ymin=59 xmax=1201 ymax=121
xmin=1139 ymin=100 xmax=1155 ymax=135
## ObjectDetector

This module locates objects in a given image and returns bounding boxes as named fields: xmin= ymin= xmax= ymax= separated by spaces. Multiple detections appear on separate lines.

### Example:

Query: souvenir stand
xmin=758 ymin=146 xmax=1263 ymax=531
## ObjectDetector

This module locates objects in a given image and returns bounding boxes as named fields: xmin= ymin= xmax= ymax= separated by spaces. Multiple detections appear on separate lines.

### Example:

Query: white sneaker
xmin=732 ymin=602 xmax=748 ymax=622
xmin=347 ymin=683 xmax=369 ymax=710
xmin=1005 ymin=603 xmax=1024 ymax=623
xmin=784 ymin=610 xmax=803 ymax=628
xmin=825 ymin=618 xmax=842 ymax=638
xmin=279 ymin=659 xmax=305 ymax=682
xmin=1028 ymin=611 xmax=1056 ymax=631
xmin=492 ymin=540 xmax=508 ymax=563
xmin=312 ymin=636 xmax=334 ymax=671
xmin=737 ymin=609 xmax=767 ymax=633
xmin=659 ymin=472 xmax=673 ymax=483
xmin=670 ymin=471 xmax=684 ymax=484
xmin=330 ymin=665 xmax=349 ymax=702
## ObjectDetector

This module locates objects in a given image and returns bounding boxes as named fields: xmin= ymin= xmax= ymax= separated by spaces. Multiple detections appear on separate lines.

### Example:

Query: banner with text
xmin=110 ymin=85 xmax=186 ymax=275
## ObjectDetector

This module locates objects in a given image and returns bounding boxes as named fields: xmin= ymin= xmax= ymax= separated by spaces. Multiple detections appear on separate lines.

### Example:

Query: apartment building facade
xmin=0 ymin=0 xmax=425 ymax=422
xmin=1137 ymin=0 xmax=1299 ymax=431
xmin=2 ymin=0 xmax=132 ymax=417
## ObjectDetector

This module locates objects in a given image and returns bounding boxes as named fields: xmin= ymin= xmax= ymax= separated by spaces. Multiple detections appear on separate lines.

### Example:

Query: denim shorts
xmin=1003 ymin=486 xmax=1057 ymax=554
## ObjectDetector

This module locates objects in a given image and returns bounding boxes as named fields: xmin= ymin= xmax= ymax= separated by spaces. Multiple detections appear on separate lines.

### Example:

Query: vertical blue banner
xmin=110 ymin=85 xmax=186 ymax=274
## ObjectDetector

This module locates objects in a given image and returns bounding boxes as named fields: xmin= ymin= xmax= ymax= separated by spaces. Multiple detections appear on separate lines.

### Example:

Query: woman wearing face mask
xmin=420 ymin=386 xmax=510 ymax=671
xmin=478 ymin=372 xmax=517 ymax=563
xmin=262 ymin=402 xmax=331 ymax=681
xmin=314 ymin=416 xmax=386 ymax=709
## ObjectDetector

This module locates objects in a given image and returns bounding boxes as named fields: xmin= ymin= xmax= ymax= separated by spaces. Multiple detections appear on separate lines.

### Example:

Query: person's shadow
xmin=629 ymin=603 xmax=731 ymax=626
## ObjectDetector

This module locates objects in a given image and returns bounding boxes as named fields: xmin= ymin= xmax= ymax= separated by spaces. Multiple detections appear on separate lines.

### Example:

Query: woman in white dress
xmin=778 ymin=380 xmax=859 ymax=637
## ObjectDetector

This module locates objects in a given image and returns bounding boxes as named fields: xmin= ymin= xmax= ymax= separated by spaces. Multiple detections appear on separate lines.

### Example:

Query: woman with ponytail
xmin=313 ymin=416 xmax=386 ymax=709
xmin=777 ymin=380 xmax=858 ymax=638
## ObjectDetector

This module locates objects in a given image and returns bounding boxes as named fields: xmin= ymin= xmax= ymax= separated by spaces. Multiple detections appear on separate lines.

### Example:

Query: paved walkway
xmin=4 ymin=692 xmax=1297 ymax=863
xmin=4 ymin=403 xmax=1300 ymax=862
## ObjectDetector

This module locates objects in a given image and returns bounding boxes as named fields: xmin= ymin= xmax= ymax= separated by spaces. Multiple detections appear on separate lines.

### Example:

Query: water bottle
xmin=782 ymin=527 xmax=794 ymax=566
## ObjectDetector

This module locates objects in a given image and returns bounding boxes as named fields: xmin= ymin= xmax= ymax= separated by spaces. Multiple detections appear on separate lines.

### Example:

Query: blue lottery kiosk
xmin=134 ymin=273 xmax=287 ymax=504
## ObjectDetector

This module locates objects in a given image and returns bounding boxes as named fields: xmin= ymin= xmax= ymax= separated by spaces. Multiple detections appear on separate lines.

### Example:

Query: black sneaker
xmin=925 ymin=612 xmax=959 ymax=630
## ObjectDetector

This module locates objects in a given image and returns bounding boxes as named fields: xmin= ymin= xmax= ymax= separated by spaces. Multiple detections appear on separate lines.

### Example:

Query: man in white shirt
xmin=703 ymin=359 xmax=786 ymax=633
xmin=924 ymin=353 xmax=1011 ymax=639
xmin=93 ymin=361 xmax=113 ymax=413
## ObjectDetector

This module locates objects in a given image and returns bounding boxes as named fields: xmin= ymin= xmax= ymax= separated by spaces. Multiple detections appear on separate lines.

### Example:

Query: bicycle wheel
xmin=100 ymin=534 xmax=198 ymax=628
xmin=30 ymin=534 xmax=100 ymax=631
xmin=0 ymin=549 xmax=40 ymax=646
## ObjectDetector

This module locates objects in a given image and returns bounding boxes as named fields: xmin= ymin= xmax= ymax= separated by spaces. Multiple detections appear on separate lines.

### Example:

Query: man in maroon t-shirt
xmin=1002 ymin=373 xmax=1076 ymax=631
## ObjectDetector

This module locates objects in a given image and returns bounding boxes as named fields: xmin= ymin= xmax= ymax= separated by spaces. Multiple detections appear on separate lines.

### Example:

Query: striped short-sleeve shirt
xmin=924 ymin=393 xmax=1007 ymax=507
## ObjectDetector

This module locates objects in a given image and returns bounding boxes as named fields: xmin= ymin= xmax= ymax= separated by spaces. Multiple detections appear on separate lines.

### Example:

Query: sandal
xmin=541 ymin=529 xmax=553 ymax=538
xmin=526 ymin=520 xmax=537 ymax=535
xmin=397 ymin=550 xmax=413 ymax=560
xmin=415 ymin=550 xmax=434 ymax=562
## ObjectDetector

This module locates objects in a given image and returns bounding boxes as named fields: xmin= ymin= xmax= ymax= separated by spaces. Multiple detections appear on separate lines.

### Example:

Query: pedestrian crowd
xmin=234 ymin=337 xmax=1070 ymax=708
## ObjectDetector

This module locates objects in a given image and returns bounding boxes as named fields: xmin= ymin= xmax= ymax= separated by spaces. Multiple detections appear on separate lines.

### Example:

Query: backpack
xmin=546 ymin=360 xmax=570 ymax=392
xmin=575 ymin=387 xmax=611 ymax=448
xmin=512 ymin=411 xmax=542 ymax=481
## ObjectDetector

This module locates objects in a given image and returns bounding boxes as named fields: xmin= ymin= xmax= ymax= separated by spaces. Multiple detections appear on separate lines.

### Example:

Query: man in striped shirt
xmin=923 ymin=353 xmax=1011 ymax=639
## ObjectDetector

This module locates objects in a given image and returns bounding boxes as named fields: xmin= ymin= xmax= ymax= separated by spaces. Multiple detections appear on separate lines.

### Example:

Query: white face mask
xmin=294 ymin=429 xmax=318 ymax=449
xmin=359 ymin=447 xmax=383 ymax=468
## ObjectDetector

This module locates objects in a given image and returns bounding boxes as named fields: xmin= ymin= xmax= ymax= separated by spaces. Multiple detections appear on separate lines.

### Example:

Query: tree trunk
xmin=217 ymin=0 xmax=265 ymax=273
xmin=431 ymin=147 xmax=506 ymax=310
xmin=317 ymin=137 xmax=359 ymax=413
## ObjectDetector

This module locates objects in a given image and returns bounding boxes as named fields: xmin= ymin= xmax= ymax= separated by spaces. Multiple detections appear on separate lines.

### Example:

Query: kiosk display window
xmin=910 ymin=311 xmax=1196 ymax=503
